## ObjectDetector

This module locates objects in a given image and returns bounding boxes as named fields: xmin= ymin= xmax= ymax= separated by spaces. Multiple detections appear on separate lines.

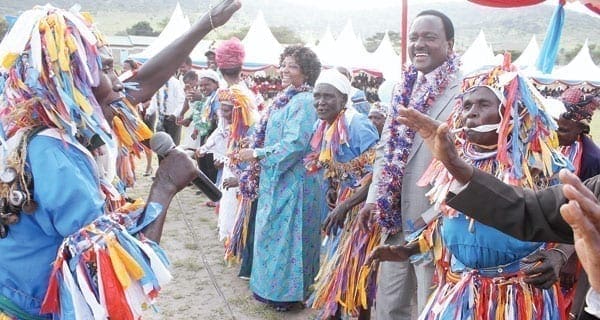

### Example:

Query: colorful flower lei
xmin=376 ymin=55 xmax=459 ymax=234
xmin=238 ymin=84 xmax=312 ymax=199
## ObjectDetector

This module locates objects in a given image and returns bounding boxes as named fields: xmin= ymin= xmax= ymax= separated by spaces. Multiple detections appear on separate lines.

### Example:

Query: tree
xmin=156 ymin=17 xmax=169 ymax=33
xmin=271 ymin=26 xmax=303 ymax=45
xmin=0 ymin=18 xmax=8 ymax=41
xmin=222 ymin=26 xmax=250 ymax=41
xmin=126 ymin=21 xmax=159 ymax=36
xmin=364 ymin=31 xmax=401 ymax=53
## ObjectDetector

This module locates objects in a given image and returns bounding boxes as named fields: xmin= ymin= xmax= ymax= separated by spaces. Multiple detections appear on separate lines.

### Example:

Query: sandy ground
xmin=127 ymin=157 xmax=318 ymax=320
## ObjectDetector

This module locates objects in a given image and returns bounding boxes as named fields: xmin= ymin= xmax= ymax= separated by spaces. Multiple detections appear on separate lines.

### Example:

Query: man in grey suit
xmin=358 ymin=10 xmax=462 ymax=319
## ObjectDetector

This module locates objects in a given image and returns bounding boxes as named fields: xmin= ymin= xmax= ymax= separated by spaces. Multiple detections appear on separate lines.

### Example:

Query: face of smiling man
xmin=408 ymin=15 xmax=454 ymax=74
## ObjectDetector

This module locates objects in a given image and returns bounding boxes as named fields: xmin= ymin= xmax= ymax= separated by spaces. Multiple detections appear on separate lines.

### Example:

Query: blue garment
xmin=580 ymin=135 xmax=600 ymax=181
xmin=0 ymin=135 xmax=104 ymax=317
xmin=351 ymin=89 xmax=371 ymax=116
xmin=250 ymin=91 xmax=325 ymax=302
xmin=442 ymin=213 xmax=542 ymax=270
xmin=318 ymin=111 xmax=379 ymax=224
xmin=332 ymin=112 xmax=378 ymax=164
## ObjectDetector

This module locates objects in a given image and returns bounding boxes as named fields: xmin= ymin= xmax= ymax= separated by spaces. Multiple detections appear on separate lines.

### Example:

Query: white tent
xmin=313 ymin=26 xmax=337 ymax=67
xmin=550 ymin=40 xmax=600 ymax=84
xmin=531 ymin=40 xmax=600 ymax=87
xmin=242 ymin=11 xmax=283 ymax=69
xmin=460 ymin=30 xmax=500 ymax=74
xmin=370 ymin=31 xmax=401 ymax=81
xmin=129 ymin=3 xmax=190 ymax=62
xmin=514 ymin=35 xmax=539 ymax=70
xmin=331 ymin=20 xmax=374 ymax=70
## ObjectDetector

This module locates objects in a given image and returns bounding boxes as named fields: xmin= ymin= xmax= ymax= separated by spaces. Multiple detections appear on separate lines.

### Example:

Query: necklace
xmin=376 ymin=55 xmax=459 ymax=234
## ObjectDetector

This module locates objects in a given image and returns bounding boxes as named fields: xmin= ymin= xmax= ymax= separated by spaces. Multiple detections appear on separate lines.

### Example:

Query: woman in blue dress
xmin=237 ymin=45 xmax=324 ymax=311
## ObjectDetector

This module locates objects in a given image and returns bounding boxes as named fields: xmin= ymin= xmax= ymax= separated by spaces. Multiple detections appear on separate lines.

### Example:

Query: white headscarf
xmin=198 ymin=69 xmax=220 ymax=84
xmin=314 ymin=69 xmax=353 ymax=108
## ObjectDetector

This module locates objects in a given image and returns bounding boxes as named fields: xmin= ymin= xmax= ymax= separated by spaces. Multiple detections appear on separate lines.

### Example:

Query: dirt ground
xmin=128 ymin=157 xmax=318 ymax=320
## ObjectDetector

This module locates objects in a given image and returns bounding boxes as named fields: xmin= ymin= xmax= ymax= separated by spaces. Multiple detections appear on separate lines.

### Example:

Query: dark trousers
xmin=158 ymin=116 xmax=182 ymax=146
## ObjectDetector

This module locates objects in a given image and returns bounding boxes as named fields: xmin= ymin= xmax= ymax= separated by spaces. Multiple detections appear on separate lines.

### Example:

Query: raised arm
xmin=395 ymin=103 xmax=599 ymax=244
xmin=128 ymin=0 xmax=241 ymax=104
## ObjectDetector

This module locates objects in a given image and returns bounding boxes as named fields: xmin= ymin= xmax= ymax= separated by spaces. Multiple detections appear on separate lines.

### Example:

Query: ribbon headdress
xmin=217 ymin=85 xmax=259 ymax=147
xmin=0 ymin=5 xmax=151 ymax=186
xmin=421 ymin=53 xmax=572 ymax=212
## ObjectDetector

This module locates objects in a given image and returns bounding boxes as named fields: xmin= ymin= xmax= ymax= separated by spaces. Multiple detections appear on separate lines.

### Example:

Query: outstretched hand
xmin=365 ymin=243 xmax=418 ymax=266
xmin=396 ymin=106 xmax=473 ymax=184
xmin=397 ymin=106 xmax=456 ymax=165
xmin=559 ymin=169 xmax=600 ymax=292
xmin=207 ymin=0 xmax=242 ymax=29
xmin=323 ymin=203 xmax=349 ymax=236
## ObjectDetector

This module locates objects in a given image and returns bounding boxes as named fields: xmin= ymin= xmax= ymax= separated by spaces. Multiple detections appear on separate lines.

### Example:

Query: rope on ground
xmin=174 ymin=194 xmax=236 ymax=320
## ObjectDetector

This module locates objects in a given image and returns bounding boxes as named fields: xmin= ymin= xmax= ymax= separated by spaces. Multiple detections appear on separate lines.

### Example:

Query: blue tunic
xmin=250 ymin=91 xmax=325 ymax=302
xmin=0 ymin=135 xmax=104 ymax=317
xmin=442 ymin=213 xmax=542 ymax=270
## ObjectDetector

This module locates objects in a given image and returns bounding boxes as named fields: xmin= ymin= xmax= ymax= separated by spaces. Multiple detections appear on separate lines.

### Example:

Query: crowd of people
xmin=0 ymin=1 xmax=600 ymax=320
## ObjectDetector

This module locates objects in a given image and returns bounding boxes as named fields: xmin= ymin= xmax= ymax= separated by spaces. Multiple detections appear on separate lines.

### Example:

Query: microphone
xmin=150 ymin=132 xmax=222 ymax=202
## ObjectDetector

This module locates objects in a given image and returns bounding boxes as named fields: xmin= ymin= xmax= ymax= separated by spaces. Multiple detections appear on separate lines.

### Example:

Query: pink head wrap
xmin=215 ymin=37 xmax=245 ymax=69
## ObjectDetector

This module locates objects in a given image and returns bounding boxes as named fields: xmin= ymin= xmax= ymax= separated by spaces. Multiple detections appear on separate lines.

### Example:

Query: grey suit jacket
xmin=367 ymin=70 xmax=463 ymax=233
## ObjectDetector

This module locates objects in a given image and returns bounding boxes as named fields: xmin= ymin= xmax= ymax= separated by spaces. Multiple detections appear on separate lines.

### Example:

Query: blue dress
xmin=0 ymin=134 xmax=104 ymax=317
xmin=250 ymin=91 xmax=326 ymax=302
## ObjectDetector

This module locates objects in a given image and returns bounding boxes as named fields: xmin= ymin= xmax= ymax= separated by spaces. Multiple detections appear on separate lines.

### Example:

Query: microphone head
xmin=150 ymin=132 xmax=175 ymax=157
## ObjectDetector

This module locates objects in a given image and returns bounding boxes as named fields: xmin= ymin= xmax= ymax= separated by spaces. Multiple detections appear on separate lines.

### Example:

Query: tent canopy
xmin=241 ymin=11 xmax=283 ymax=69
xmin=129 ymin=2 xmax=190 ymax=62
xmin=532 ymin=40 xmax=600 ymax=86
xmin=513 ymin=35 xmax=540 ymax=69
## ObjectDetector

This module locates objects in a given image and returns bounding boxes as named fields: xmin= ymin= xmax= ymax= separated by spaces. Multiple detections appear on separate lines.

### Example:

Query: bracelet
xmin=548 ymin=247 xmax=569 ymax=264
xmin=208 ymin=3 xmax=215 ymax=30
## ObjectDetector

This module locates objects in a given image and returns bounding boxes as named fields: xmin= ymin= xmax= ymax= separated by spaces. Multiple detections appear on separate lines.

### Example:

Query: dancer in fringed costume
xmin=214 ymin=86 xmax=258 ymax=243
xmin=236 ymin=45 xmax=324 ymax=311
xmin=305 ymin=69 xmax=380 ymax=319
xmin=368 ymin=56 xmax=574 ymax=320
xmin=0 ymin=2 xmax=240 ymax=319
xmin=545 ymin=87 xmax=600 ymax=318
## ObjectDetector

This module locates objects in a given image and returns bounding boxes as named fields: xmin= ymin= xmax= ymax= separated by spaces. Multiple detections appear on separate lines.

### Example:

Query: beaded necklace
xmin=376 ymin=55 xmax=459 ymax=234
xmin=238 ymin=84 xmax=311 ymax=199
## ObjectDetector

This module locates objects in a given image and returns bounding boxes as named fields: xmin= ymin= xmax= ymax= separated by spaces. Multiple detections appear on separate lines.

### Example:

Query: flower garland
xmin=238 ymin=84 xmax=311 ymax=200
xmin=376 ymin=55 xmax=459 ymax=234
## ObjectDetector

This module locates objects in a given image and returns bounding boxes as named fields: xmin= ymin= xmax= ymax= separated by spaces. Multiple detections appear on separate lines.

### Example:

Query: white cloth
xmin=217 ymin=165 xmax=239 ymax=241
xmin=586 ymin=288 xmax=600 ymax=318
xmin=198 ymin=69 xmax=220 ymax=84
xmin=147 ymin=76 xmax=185 ymax=117
xmin=314 ymin=69 xmax=353 ymax=109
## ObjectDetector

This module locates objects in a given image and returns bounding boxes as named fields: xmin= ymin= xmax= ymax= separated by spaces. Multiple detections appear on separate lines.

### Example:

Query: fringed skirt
xmin=310 ymin=195 xmax=381 ymax=319
xmin=419 ymin=266 xmax=568 ymax=320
